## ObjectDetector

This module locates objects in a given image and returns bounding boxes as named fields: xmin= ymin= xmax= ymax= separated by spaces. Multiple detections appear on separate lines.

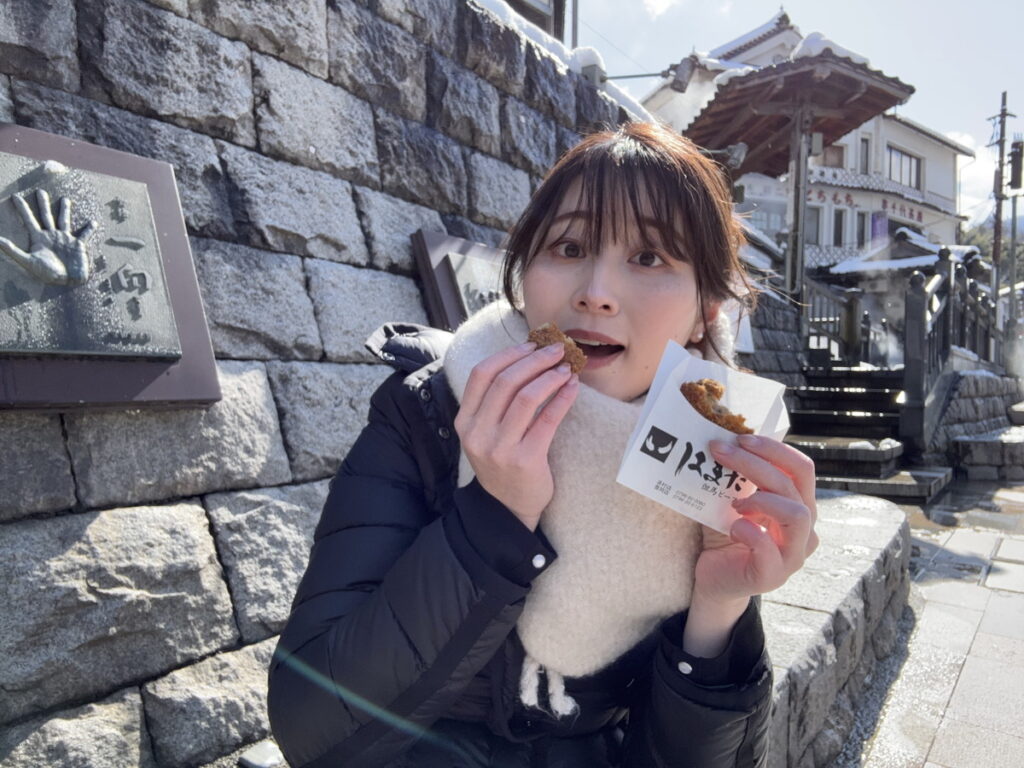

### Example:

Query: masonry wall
xmin=927 ymin=370 xmax=1023 ymax=466
xmin=1 ymin=2 xmax=792 ymax=765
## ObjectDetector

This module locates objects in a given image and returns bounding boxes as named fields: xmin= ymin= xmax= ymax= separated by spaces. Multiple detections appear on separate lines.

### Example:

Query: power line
xmin=580 ymin=18 xmax=653 ymax=75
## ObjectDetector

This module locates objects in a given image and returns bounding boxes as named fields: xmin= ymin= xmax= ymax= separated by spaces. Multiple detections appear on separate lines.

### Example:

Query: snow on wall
xmin=474 ymin=0 xmax=653 ymax=120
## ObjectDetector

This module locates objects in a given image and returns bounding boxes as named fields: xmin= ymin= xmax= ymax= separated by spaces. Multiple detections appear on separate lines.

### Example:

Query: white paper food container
xmin=616 ymin=341 xmax=789 ymax=534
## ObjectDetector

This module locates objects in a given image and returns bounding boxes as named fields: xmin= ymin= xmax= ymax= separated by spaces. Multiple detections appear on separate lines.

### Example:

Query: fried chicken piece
xmin=680 ymin=378 xmax=754 ymax=435
xmin=528 ymin=322 xmax=587 ymax=374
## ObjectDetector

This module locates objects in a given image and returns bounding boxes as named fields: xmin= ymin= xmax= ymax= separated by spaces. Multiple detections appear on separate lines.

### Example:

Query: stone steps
xmin=1009 ymin=401 xmax=1024 ymax=426
xmin=816 ymin=466 xmax=953 ymax=504
xmin=954 ymin=425 xmax=1024 ymax=481
xmin=785 ymin=434 xmax=903 ymax=478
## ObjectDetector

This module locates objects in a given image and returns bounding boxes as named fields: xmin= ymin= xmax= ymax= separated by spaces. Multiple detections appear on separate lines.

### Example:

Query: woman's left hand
xmin=694 ymin=435 xmax=819 ymax=603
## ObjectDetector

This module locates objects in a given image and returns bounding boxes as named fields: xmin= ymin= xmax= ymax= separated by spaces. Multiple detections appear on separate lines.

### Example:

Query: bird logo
xmin=639 ymin=426 xmax=677 ymax=463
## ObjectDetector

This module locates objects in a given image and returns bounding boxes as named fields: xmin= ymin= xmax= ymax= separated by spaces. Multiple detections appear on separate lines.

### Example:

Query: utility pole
xmin=989 ymin=92 xmax=1013 ymax=296
xmin=1010 ymin=137 xmax=1022 ymax=325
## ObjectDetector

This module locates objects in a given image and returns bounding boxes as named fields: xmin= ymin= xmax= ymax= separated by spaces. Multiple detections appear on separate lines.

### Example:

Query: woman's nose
xmin=573 ymin=261 xmax=618 ymax=314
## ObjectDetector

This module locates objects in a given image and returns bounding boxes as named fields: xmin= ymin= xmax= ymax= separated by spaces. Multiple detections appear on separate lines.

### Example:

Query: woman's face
xmin=522 ymin=180 xmax=714 ymax=402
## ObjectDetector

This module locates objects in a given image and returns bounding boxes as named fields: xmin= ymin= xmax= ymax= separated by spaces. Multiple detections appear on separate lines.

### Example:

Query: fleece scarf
xmin=444 ymin=300 xmax=735 ymax=716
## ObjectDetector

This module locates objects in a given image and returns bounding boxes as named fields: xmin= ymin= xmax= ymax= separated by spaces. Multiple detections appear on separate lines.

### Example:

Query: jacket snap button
xmin=438 ymin=426 xmax=451 ymax=439
xmin=532 ymin=554 xmax=546 ymax=569
xmin=419 ymin=388 xmax=432 ymax=401
xmin=677 ymin=661 xmax=693 ymax=675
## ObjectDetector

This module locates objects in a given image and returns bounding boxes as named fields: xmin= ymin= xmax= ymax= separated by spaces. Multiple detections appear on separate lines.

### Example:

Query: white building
xmin=643 ymin=11 xmax=975 ymax=278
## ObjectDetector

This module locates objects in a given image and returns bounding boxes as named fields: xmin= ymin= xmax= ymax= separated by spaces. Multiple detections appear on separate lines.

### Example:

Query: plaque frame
xmin=411 ymin=229 xmax=506 ymax=332
xmin=0 ymin=124 xmax=221 ymax=410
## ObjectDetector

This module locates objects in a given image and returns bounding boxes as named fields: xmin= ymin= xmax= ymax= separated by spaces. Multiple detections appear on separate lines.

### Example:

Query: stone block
xmin=767 ymin=669 xmax=789 ymax=768
xmin=761 ymin=602 xmax=831 ymax=674
xmin=327 ymin=0 xmax=426 ymax=123
xmin=945 ymin=654 xmax=1024 ymax=738
xmin=190 ymin=238 xmax=322 ymax=360
xmin=558 ymin=125 xmax=583 ymax=159
xmin=0 ymin=74 xmax=13 ymax=121
xmin=461 ymin=2 xmax=526 ymax=97
xmin=146 ymin=0 xmax=188 ymax=14
xmin=871 ymin=596 xmax=900 ymax=659
xmin=373 ymin=0 xmax=459 ymax=56
xmin=426 ymin=50 xmax=501 ymax=156
xmin=267 ymin=361 xmax=393 ymax=482
xmin=814 ymin=493 xmax=907 ymax=551
xmin=574 ymin=73 xmax=620 ymax=134
xmin=810 ymin=688 xmax=855 ymax=767
xmin=831 ymin=593 xmax=867 ymax=689
xmin=501 ymin=97 xmax=557 ymax=177
xmin=218 ymin=142 xmax=369 ymax=265
xmin=13 ymin=81 xmax=235 ymax=239
xmin=305 ymin=259 xmax=428 ymax=363
xmin=522 ymin=42 xmax=576 ymax=129
xmin=784 ymin=618 xmax=839 ymax=761
xmin=776 ymin=351 xmax=803 ymax=373
xmin=467 ymin=151 xmax=531 ymax=230
xmin=142 ymin=638 xmax=275 ymax=768
xmin=0 ymin=412 xmax=76 ymax=521
xmin=206 ymin=482 xmax=329 ymax=641
xmin=0 ymin=688 xmax=156 ymax=768
xmin=1005 ymin=464 xmax=1024 ymax=481
xmin=252 ymin=53 xmax=377 ymax=188
xmin=375 ymin=108 xmax=468 ymax=214
xmin=353 ymin=186 xmax=446 ymax=273
xmin=0 ymin=503 xmax=238 ymax=724
xmin=189 ymin=0 xmax=328 ymax=77
xmin=967 ymin=464 xmax=1000 ymax=481
xmin=65 ymin=360 xmax=291 ymax=508
xmin=79 ymin=0 xmax=255 ymax=145
xmin=929 ymin=717 xmax=1024 ymax=768
xmin=0 ymin=0 xmax=79 ymax=91
xmin=441 ymin=214 xmax=509 ymax=249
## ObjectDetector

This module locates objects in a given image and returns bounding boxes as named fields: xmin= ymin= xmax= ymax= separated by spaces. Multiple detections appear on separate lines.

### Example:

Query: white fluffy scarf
xmin=444 ymin=301 xmax=735 ymax=716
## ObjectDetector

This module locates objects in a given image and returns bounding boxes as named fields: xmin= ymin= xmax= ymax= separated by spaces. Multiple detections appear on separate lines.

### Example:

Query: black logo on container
xmin=640 ymin=426 xmax=676 ymax=463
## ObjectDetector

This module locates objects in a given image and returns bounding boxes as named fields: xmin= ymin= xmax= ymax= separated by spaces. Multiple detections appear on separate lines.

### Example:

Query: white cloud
xmin=947 ymin=130 xmax=997 ymax=227
xmin=642 ymin=0 xmax=683 ymax=18
xmin=718 ymin=0 xmax=733 ymax=13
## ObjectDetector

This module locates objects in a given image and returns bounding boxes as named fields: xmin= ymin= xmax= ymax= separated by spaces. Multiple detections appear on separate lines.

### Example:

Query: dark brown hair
xmin=501 ymin=120 xmax=757 ymax=364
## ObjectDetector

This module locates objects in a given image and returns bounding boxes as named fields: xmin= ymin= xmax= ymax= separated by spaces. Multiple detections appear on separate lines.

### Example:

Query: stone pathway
xmin=829 ymin=481 xmax=1024 ymax=768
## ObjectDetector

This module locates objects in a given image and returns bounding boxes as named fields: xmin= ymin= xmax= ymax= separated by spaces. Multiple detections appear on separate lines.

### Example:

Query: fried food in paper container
xmin=680 ymin=378 xmax=754 ymax=435
xmin=527 ymin=322 xmax=587 ymax=374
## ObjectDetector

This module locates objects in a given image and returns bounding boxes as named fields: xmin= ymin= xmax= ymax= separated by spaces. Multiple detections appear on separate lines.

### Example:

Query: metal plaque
xmin=0 ymin=151 xmax=182 ymax=359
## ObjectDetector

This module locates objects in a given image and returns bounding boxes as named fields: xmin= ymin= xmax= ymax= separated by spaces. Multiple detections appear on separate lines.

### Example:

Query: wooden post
xmin=860 ymin=310 xmax=871 ymax=364
xmin=900 ymin=271 xmax=927 ymax=459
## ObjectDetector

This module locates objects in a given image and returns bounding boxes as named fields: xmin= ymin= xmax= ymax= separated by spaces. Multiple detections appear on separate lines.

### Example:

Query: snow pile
xmin=709 ymin=9 xmax=790 ymax=60
xmin=474 ymin=0 xmax=652 ymax=121
xmin=713 ymin=65 xmax=756 ymax=87
xmin=790 ymin=32 xmax=869 ymax=67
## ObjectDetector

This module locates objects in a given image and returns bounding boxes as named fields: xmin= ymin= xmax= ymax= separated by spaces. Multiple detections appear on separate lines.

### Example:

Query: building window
xmin=833 ymin=209 xmax=845 ymax=247
xmin=804 ymin=207 xmax=821 ymax=245
xmin=887 ymin=146 xmax=921 ymax=189
xmin=859 ymin=137 xmax=870 ymax=174
xmin=823 ymin=144 xmax=845 ymax=168
xmin=857 ymin=211 xmax=868 ymax=248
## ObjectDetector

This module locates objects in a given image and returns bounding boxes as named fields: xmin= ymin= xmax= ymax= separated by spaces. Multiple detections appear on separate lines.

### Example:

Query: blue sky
xmin=573 ymin=0 xmax=1023 ymax=225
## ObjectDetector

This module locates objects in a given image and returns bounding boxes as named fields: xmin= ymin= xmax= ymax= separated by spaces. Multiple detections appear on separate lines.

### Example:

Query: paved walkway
xmin=830 ymin=481 xmax=1024 ymax=768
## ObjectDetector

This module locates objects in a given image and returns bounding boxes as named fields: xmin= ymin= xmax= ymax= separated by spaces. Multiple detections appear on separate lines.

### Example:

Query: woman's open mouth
xmin=567 ymin=332 xmax=625 ymax=370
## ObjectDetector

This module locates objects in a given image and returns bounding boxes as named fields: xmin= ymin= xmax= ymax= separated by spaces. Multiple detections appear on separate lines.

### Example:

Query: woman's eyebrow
xmin=550 ymin=210 xmax=677 ymax=237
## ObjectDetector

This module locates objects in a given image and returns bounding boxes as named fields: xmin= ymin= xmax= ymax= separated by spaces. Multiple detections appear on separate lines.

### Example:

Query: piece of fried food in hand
xmin=680 ymin=378 xmax=754 ymax=434
xmin=528 ymin=322 xmax=587 ymax=374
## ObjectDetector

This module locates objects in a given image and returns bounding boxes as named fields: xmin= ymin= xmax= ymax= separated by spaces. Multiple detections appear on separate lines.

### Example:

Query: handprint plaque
xmin=0 ymin=152 xmax=182 ymax=359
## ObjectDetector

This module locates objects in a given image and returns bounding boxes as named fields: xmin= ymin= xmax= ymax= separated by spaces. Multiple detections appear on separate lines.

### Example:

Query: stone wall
xmin=927 ymin=370 xmax=1024 ymax=465
xmin=2 ymin=1 xmax=807 ymax=765
xmin=737 ymin=292 xmax=806 ymax=391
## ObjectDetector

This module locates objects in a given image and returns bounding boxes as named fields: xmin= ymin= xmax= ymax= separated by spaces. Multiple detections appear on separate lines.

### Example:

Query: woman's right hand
xmin=453 ymin=341 xmax=580 ymax=531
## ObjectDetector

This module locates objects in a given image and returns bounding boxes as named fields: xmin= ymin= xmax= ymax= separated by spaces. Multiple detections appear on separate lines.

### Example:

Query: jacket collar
xmin=365 ymin=322 xmax=453 ymax=373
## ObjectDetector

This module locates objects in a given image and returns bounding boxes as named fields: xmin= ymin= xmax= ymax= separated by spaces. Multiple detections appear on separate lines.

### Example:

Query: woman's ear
xmin=690 ymin=301 xmax=721 ymax=344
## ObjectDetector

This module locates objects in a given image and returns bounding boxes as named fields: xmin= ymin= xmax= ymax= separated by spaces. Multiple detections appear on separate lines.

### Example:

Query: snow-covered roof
xmin=790 ymin=32 xmax=868 ymax=67
xmin=708 ymin=10 xmax=794 ymax=61
xmin=829 ymin=227 xmax=978 ymax=275
xmin=474 ymin=0 xmax=653 ymax=122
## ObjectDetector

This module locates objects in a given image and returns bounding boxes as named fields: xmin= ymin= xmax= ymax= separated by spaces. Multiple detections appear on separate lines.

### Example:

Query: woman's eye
xmin=631 ymin=250 xmax=665 ymax=267
xmin=558 ymin=242 xmax=583 ymax=259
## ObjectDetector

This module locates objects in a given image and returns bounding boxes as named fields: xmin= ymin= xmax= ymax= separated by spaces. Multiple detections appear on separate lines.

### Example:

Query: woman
xmin=268 ymin=121 xmax=818 ymax=768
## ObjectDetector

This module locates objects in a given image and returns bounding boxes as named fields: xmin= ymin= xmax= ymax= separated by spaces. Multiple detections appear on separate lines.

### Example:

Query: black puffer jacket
xmin=268 ymin=323 xmax=773 ymax=768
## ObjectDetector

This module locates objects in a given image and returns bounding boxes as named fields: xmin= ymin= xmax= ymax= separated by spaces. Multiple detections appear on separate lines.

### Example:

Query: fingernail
xmin=544 ymin=344 xmax=563 ymax=355
xmin=710 ymin=440 xmax=733 ymax=454
xmin=556 ymin=363 xmax=571 ymax=374
xmin=517 ymin=342 xmax=537 ymax=352
xmin=737 ymin=435 xmax=760 ymax=449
